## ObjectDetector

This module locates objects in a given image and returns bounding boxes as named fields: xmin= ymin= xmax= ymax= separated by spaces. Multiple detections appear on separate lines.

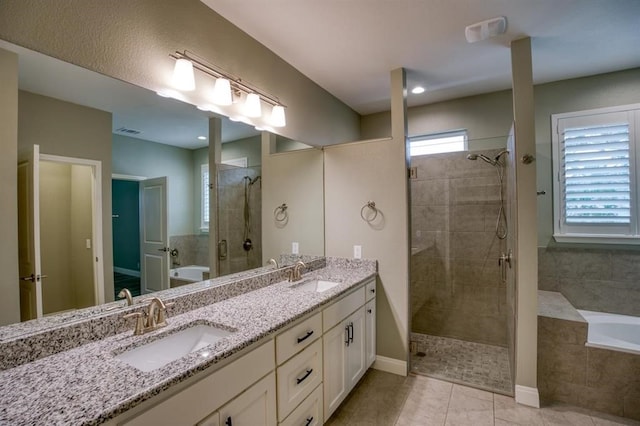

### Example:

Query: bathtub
xmin=578 ymin=310 xmax=640 ymax=355
xmin=170 ymin=265 xmax=209 ymax=283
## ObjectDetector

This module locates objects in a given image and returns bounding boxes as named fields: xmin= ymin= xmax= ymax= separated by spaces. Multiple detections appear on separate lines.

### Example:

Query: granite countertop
xmin=0 ymin=261 xmax=375 ymax=425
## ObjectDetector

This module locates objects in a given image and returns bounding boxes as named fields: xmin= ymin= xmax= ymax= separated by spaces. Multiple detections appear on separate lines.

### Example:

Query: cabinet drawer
xmin=365 ymin=278 xmax=376 ymax=302
xmin=276 ymin=312 xmax=322 ymax=365
xmin=279 ymin=384 xmax=323 ymax=426
xmin=277 ymin=339 xmax=323 ymax=421
xmin=323 ymin=287 xmax=365 ymax=332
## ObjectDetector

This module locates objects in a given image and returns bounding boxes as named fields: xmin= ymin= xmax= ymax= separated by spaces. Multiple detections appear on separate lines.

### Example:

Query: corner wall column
xmin=511 ymin=37 xmax=540 ymax=407
xmin=0 ymin=47 xmax=20 ymax=325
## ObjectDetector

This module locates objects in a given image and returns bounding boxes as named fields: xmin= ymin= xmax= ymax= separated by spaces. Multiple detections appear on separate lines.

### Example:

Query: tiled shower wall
xmin=217 ymin=165 xmax=262 ymax=276
xmin=538 ymin=246 xmax=640 ymax=316
xmin=411 ymin=149 xmax=507 ymax=347
xmin=169 ymin=234 xmax=209 ymax=268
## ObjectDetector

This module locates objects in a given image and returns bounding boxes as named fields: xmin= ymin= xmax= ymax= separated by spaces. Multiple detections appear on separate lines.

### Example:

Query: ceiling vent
xmin=465 ymin=16 xmax=507 ymax=43
xmin=116 ymin=127 xmax=141 ymax=135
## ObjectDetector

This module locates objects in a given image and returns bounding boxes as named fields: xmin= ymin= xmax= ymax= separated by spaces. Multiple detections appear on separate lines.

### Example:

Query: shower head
xmin=466 ymin=153 xmax=497 ymax=166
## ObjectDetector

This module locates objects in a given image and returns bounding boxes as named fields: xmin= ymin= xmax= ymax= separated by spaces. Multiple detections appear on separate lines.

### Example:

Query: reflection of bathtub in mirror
xmin=170 ymin=265 xmax=210 ymax=288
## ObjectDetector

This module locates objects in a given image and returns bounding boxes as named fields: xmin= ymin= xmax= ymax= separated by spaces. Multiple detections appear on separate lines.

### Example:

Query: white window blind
xmin=552 ymin=104 xmax=640 ymax=243
xmin=562 ymin=123 xmax=631 ymax=224
xmin=409 ymin=130 xmax=467 ymax=157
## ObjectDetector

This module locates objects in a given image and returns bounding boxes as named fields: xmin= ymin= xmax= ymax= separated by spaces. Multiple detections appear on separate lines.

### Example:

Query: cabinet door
xmin=219 ymin=372 xmax=277 ymax=426
xmin=345 ymin=307 xmax=366 ymax=389
xmin=323 ymin=320 xmax=349 ymax=419
xmin=365 ymin=299 xmax=376 ymax=369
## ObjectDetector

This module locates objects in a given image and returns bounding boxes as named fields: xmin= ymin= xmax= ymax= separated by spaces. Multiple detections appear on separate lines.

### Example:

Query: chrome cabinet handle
xmin=348 ymin=322 xmax=354 ymax=343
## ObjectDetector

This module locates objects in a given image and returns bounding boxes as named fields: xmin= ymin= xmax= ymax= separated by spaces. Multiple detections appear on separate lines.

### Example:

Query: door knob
xmin=20 ymin=274 xmax=35 ymax=282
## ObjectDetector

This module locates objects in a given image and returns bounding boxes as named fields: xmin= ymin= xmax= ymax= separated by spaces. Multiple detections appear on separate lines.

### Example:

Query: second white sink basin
xmin=293 ymin=279 xmax=341 ymax=293
xmin=115 ymin=324 xmax=233 ymax=372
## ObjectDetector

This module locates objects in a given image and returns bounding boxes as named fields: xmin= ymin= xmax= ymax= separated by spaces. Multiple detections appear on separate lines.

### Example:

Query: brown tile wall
xmin=410 ymin=149 xmax=507 ymax=347
xmin=538 ymin=247 xmax=640 ymax=316
xmin=537 ymin=315 xmax=640 ymax=420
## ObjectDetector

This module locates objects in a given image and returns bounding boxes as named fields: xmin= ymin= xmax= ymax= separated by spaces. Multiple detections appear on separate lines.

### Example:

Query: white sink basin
xmin=115 ymin=324 xmax=233 ymax=372
xmin=293 ymin=279 xmax=341 ymax=293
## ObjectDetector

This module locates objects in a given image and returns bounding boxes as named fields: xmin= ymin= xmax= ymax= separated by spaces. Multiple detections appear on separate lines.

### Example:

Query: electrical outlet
xmin=292 ymin=242 xmax=299 ymax=254
xmin=410 ymin=341 xmax=417 ymax=354
xmin=354 ymin=245 xmax=362 ymax=259
xmin=409 ymin=167 xmax=418 ymax=179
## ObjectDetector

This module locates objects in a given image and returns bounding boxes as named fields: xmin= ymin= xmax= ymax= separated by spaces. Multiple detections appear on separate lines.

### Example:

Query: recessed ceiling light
xmin=198 ymin=136 xmax=207 ymax=140
xmin=411 ymin=86 xmax=426 ymax=94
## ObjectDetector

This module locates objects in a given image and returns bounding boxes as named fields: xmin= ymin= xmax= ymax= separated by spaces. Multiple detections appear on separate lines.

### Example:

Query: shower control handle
xmin=498 ymin=251 xmax=513 ymax=268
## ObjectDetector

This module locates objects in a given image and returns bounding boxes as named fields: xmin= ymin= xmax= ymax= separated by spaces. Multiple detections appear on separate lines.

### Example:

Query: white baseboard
xmin=515 ymin=385 xmax=540 ymax=408
xmin=114 ymin=267 xmax=140 ymax=278
xmin=372 ymin=356 xmax=407 ymax=376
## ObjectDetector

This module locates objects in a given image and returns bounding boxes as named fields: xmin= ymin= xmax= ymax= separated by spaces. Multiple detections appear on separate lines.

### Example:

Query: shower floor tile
xmin=410 ymin=333 xmax=513 ymax=396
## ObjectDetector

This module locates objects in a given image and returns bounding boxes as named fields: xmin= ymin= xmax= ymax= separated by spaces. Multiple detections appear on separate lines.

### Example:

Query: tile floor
xmin=325 ymin=369 xmax=640 ymax=425
xmin=410 ymin=333 xmax=513 ymax=395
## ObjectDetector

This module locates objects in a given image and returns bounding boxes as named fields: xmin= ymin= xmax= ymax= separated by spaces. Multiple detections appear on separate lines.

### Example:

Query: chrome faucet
xmin=123 ymin=297 xmax=175 ymax=335
xmin=288 ymin=260 xmax=306 ymax=282
xmin=267 ymin=258 xmax=279 ymax=269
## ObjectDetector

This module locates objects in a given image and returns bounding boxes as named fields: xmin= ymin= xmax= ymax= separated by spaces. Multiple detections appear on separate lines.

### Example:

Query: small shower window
xmin=552 ymin=103 xmax=640 ymax=244
xmin=409 ymin=130 xmax=468 ymax=156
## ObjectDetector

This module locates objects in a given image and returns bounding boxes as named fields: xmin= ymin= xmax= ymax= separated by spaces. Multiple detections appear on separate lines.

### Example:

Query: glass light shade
xmin=244 ymin=93 xmax=262 ymax=118
xmin=212 ymin=78 xmax=232 ymax=105
xmin=270 ymin=105 xmax=286 ymax=127
xmin=172 ymin=59 xmax=195 ymax=91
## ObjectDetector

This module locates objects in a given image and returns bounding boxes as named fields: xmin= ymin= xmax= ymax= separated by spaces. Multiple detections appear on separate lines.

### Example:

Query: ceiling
xmin=0 ymin=40 xmax=259 ymax=149
xmin=202 ymin=0 xmax=640 ymax=115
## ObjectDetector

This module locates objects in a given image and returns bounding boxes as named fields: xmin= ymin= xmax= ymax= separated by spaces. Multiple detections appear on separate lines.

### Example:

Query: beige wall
xmin=535 ymin=67 xmax=640 ymax=245
xmin=325 ymin=69 xmax=409 ymax=364
xmin=261 ymin=134 xmax=324 ymax=261
xmin=222 ymin=136 xmax=262 ymax=168
xmin=361 ymin=90 xmax=514 ymax=149
xmin=0 ymin=48 xmax=20 ymax=326
xmin=70 ymin=165 xmax=95 ymax=309
xmin=18 ymin=91 xmax=114 ymax=303
xmin=0 ymin=0 xmax=359 ymax=147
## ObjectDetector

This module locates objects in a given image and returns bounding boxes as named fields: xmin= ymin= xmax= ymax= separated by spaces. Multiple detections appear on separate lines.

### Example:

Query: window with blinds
xmin=552 ymin=105 xmax=640 ymax=243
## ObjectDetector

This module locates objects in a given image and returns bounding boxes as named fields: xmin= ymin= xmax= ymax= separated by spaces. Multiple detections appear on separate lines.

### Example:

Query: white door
xmin=17 ymin=144 xmax=42 ymax=320
xmin=323 ymin=320 xmax=349 ymax=419
xmin=346 ymin=308 xmax=366 ymax=389
xmin=140 ymin=177 xmax=169 ymax=293
xmin=218 ymin=372 xmax=277 ymax=426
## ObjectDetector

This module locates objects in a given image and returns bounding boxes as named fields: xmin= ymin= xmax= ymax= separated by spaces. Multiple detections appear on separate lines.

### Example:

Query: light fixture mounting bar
xmin=171 ymin=50 xmax=285 ymax=108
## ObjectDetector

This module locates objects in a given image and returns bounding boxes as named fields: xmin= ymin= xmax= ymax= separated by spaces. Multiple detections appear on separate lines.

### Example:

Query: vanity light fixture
xmin=270 ymin=105 xmax=286 ymax=127
xmin=171 ymin=58 xmax=196 ymax=91
xmin=212 ymin=78 xmax=233 ymax=105
xmin=244 ymin=93 xmax=262 ymax=117
xmin=169 ymin=50 xmax=286 ymax=126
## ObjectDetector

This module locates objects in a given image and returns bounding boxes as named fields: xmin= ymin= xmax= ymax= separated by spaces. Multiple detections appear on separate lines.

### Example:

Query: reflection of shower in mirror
xmin=243 ymin=175 xmax=262 ymax=252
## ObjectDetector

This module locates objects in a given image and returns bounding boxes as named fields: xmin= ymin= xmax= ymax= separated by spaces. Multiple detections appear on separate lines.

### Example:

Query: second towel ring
xmin=360 ymin=201 xmax=378 ymax=222
xmin=274 ymin=203 xmax=288 ymax=222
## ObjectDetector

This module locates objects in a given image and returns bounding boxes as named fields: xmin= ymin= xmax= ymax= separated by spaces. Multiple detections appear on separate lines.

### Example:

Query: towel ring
xmin=274 ymin=203 xmax=288 ymax=222
xmin=360 ymin=201 xmax=378 ymax=222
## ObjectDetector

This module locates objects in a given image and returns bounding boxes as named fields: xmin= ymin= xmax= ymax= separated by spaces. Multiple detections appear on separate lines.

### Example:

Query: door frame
xmin=40 ymin=153 xmax=105 ymax=306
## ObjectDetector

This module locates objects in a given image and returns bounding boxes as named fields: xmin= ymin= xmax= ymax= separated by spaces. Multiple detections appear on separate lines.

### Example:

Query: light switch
xmin=354 ymin=245 xmax=362 ymax=259
xmin=86 ymin=239 xmax=92 ymax=249
xmin=292 ymin=242 xmax=299 ymax=254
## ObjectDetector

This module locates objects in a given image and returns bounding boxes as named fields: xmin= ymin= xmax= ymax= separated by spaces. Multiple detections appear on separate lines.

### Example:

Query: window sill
xmin=553 ymin=234 xmax=640 ymax=245
xmin=199 ymin=226 xmax=209 ymax=234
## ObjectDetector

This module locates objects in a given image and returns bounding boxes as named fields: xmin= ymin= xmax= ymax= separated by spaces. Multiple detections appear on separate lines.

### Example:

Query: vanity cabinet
xmin=114 ymin=277 xmax=376 ymax=426
xmin=322 ymin=278 xmax=375 ymax=420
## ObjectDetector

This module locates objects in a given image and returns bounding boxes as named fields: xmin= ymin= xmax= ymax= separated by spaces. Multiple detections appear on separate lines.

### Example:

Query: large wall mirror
xmin=1 ymin=39 xmax=325 ymax=329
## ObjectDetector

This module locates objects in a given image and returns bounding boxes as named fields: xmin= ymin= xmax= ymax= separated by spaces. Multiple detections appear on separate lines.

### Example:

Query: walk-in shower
xmin=409 ymin=147 xmax=514 ymax=395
